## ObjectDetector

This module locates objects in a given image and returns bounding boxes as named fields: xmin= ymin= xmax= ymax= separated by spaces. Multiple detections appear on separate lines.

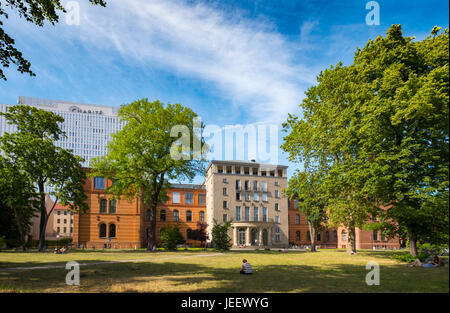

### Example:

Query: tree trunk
xmin=13 ymin=207 xmax=27 ymax=252
xmin=38 ymin=182 xmax=48 ymax=251
xmin=307 ymin=221 xmax=317 ymax=252
xmin=346 ymin=223 xmax=357 ymax=254
xmin=409 ymin=232 xmax=417 ymax=256
xmin=147 ymin=206 xmax=157 ymax=251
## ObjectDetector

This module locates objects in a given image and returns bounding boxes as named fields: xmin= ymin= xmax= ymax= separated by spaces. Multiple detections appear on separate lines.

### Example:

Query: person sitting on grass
xmin=59 ymin=246 xmax=67 ymax=254
xmin=411 ymin=256 xmax=442 ymax=268
xmin=240 ymin=259 xmax=253 ymax=275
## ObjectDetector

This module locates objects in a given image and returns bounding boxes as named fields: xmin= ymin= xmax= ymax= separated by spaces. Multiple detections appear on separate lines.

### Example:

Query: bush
xmin=27 ymin=238 xmax=73 ymax=248
xmin=394 ymin=252 xmax=427 ymax=263
xmin=417 ymin=243 xmax=449 ymax=256
xmin=0 ymin=236 xmax=5 ymax=250
xmin=160 ymin=225 xmax=185 ymax=251
xmin=211 ymin=219 xmax=232 ymax=251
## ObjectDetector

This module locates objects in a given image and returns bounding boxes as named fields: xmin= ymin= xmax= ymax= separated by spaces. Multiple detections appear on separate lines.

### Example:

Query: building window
xmin=100 ymin=199 xmax=107 ymax=213
xmin=274 ymin=181 xmax=279 ymax=186
xmin=236 ymin=180 xmax=241 ymax=190
xmin=57 ymin=219 xmax=60 ymax=224
xmin=94 ymin=176 xmax=105 ymax=190
xmin=275 ymin=227 xmax=281 ymax=242
xmin=253 ymin=207 xmax=259 ymax=221
xmin=333 ymin=230 xmax=338 ymax=241
xmin=186 ymin=210 xmax=192 ymax=222
xmin=380 ymin=232 xmax=386 ymax=241
xmin=64 ymin=211 xmax=67 ymax=215
xmin=245 ymin=192 xmax=250 ymax=201
xmin=244 ymin=207 xmax=250 ymax=221
xmin=185 ymin=192 xmax=193 ymax=204
xmin=244 ymin=180 xmax=249 ymax=190
xmin=262 ymin=207 xmax=267 ymax=222
xmin=223 ymin=188 xmax=227 ymax=196
xmin=173 ymin=210 xmax=179 ymax=222
xmin=109 ymin=224 xmax=116 ymax=238
xmin=198 ymin=194 xmax=206 ymax=205
xmin=64 ymin=219 xmax=67 ymax=224
xmin=70 ymin=227 xmax=73 ymax=233
xmin=295 ymin=214 xmax=300 ymax=224
xmin=275 ymin=216 xmax=280 ymax=223
xmin=274 ymin=190 xmax=279 ymax=198
xmin=236 ymin=206 xmax=241 ymax=221
xmin=223 ymin=178 xmax=227 ymax=183
xmin=373 ymin=230 xmax=378 ymax=241
xmin=199 ymin=211 xmax=205 ymax=222
xmin=160 ymin=210 xmax=166 ymax=222
xmin=317 ymin=232 xmax=321 ymax=241
xmin=326 ymin=231 xmax=330 ymax=242
xmin=223 ymin=214 xmax=228 ymax=222
xmin=296 ymin=231 xmax=301 ymax=241
xmin=236 ymin=192 xmax=241 ymax=201
xmin=342 ymin=230 xmax=347 ymax=242
xmin=223 ymin=201 xmax=227 ymax=209
xmin=275 ymin=203 xmax=279 ymax=211
xmin=262 ymin=181 xmax=267 ymax=192
xmin=145 ymin=210 xmax=151 ymax=221
xmin=172 ymin=192 xmax=180 ymax=204
xmin=253 ymin=181 xmax=258 ymax=191
xmin=99 ymin=223 xmax=106 ymax=238
xmin=109 ymin=199 xmax=116 ymax=214
xmin=57 ymin=227 xmax=60 ymax=233
xmin=63 ymin=227 xmax=67 ymax=233
xmin=253 ymin=193 xmax=259 ymax=201
xmin=262 ymin=193 xmax=268 ymax=201
xmin=57 ymin=211 xmax=61 ymax=215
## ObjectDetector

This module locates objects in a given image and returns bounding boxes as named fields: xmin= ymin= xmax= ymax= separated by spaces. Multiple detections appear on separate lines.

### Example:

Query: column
xmin=268 ymin=228 xmax=272 ymax=246
xmin=233 ymin=227 xmax=237 ymax=246
xmin=259 ymin=227 xmax=263 ymax=247
xmin=246 ymin=227 xmax=251 ymax=246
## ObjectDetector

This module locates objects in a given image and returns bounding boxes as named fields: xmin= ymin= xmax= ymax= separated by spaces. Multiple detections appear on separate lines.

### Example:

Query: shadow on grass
xmin=0 ymin=256 xmax=448 ymax=293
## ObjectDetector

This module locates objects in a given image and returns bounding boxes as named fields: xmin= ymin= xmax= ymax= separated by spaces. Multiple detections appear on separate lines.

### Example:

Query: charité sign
xmin=68 ymin=105 xmax=103 ymax=115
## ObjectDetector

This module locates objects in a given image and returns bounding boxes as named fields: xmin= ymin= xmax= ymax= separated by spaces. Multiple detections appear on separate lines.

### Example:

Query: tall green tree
xmin=0 ymin=0 xmax=106 ymax=80
xmin=0 ymin=156 xmax=38 ymax=251
xmin=211 ymin=219 xmax=232 ymax=251
xmin=0 ymin=105 xmax=88 ymax=251
xmin=90 ymin=98 xmax=206 ymax=251
xmin=284 ymin=169 xmax=328 ymax=252
xmin=283 ymin=25 xmax=449 ymax=256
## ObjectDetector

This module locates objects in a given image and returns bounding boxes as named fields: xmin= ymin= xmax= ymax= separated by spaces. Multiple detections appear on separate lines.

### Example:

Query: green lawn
xmin=0 ymin=249 xmax=447 ymax=293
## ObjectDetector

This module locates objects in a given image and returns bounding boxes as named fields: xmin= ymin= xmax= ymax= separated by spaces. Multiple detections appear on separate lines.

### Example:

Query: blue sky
xmin=0 ymin=0 xmax=448 ymax=183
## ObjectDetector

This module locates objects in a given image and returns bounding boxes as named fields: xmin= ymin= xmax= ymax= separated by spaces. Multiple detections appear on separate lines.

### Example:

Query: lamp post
xmin=56 ymin=234 xmax=60 ymax=250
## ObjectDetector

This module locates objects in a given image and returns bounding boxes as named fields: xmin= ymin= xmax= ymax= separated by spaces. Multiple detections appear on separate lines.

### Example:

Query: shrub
xmin=211 ymin=219 xmax=232 ymax=251
xmin=0 ymin=236 xmax=5 ymax=249
xmin=160 ymin=225 xmax=185 ymax=251
xmin=394 ymin=252 xmax=427 ymax=263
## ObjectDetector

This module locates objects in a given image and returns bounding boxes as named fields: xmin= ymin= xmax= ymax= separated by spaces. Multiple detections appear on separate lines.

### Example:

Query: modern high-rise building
xmin=0 ymin=96 xmax=124 ymax=167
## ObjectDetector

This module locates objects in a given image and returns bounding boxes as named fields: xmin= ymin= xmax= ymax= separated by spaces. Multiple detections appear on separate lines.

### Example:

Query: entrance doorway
xmin=262 ymin=229 xmax=268 ymax=246
xmin=251 ymin=228 xmax=259 ymax=245
xmin=238 ymin=228 xmax=246 ymax=245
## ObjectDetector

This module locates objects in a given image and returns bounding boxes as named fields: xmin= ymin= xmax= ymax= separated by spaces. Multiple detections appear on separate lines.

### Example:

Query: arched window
xmin=326 ymin=231 xmax=330 ymax=242
xmin=160 ymin=209 xmax=166 ymax=222
xmin=307 ymin=231 xmax=311 ymax=242
xmin=173 ymin=210 xmax=179 ymax=222
xmin=109 ymin=199 xmax=116 ymax=214
xmin=333 ymin=230 xmax=338 ymax=241
xmin=109 ymin=224 xmax=116 ymax=238
xmin=295 ymin=214 xmax=300 ymax=224
xmin=342 ymin=230 xmax=347 ymax=242
xmin=199 ymin=211 xmax=205 ymax=222
xmin=186 ymin=210 xmax=192 ymax=222
xmin=99 ymin=223 xmax=107 ymax=238
xmin=296 ymin=231 xmax=301 ymax=241
xmin=100 ymin=199 xmax=107 ymax=213
xmin=145 ymin=210 xmax=151 ymax=221
xmin=187 ymin=228 xmax=193 ymax=240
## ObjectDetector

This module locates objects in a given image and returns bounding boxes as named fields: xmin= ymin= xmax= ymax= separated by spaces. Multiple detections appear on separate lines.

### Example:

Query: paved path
xmin=0 ymin=253 xmax=223 ymax=272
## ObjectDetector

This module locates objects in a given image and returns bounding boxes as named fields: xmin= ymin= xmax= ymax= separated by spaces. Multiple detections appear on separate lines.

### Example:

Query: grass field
xmin=0 ymin=249 xmax=447 ymax=293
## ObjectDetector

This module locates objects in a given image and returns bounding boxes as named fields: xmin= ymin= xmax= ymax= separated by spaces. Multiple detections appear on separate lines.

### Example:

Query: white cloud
xmin=66 ymin=0 xmax=315 ymax=123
